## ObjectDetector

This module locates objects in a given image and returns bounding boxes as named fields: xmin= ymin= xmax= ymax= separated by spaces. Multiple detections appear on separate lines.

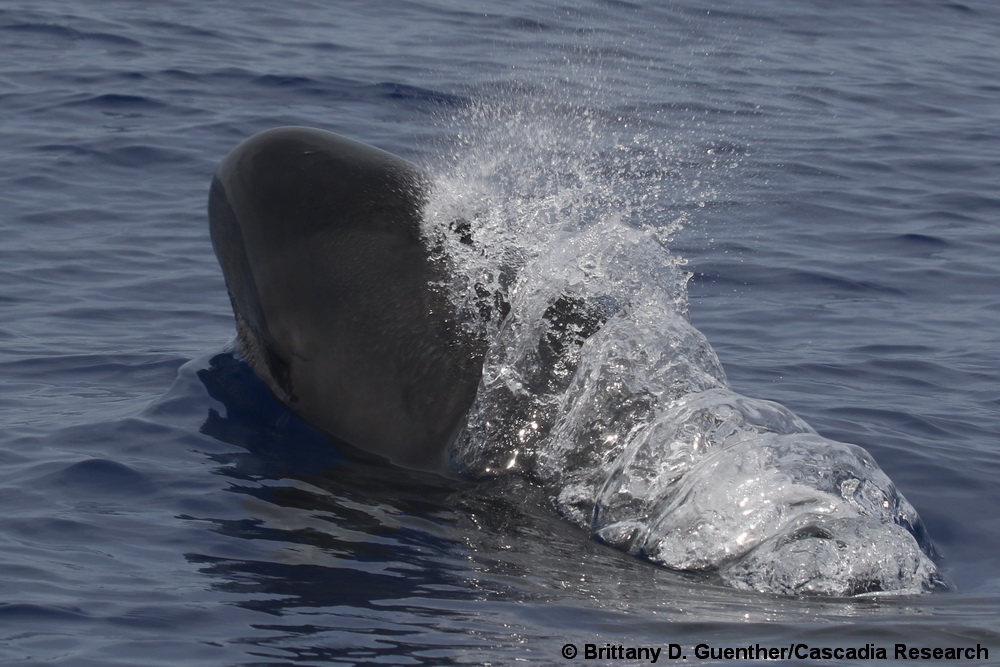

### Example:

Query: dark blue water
xmin=2 ymin=1 xmax=999 ymax=664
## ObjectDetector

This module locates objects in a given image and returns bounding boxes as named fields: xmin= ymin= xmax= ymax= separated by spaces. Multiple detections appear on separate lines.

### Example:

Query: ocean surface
xmin=2 ymin=0 xmax=999 ymax=664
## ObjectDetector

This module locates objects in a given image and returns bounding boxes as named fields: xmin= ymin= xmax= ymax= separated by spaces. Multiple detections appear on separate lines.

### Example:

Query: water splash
xmin=421 ymin=96 xmax=945 ymax=596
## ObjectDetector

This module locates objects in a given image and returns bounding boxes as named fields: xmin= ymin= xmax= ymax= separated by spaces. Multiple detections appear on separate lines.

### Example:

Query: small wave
xmin=61 ymin=93 xmax=167 ymax=109
xmin=373 ymin=81 xmax=469 ymax=107
xmin=0 ymin=22 xmax=141 ymax=48
xmin=35 ymin=140 xmax=191 ymax=168
xmin=41 ymin=458 xmax=154 ymax=497
xmin=0 ymin=602 xmax=91 ymax=622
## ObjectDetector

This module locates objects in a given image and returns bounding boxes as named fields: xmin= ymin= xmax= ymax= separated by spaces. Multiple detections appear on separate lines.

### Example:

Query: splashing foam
xmin=421 ymin=97 xmax=945 ymax=596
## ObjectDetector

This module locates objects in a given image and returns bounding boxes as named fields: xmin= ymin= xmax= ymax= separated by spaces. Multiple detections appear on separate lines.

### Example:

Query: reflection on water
xmin=158 ymin=354 xmax=999 ymax=663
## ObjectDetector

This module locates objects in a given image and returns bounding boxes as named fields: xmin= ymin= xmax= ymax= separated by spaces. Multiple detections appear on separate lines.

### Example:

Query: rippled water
xmin=2 ymin=1 xmax=999 ymax=664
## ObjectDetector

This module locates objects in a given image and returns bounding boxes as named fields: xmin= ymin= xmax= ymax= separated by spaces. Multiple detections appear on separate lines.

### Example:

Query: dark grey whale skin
xmin=209 ymin=127 xmax=484 ymax=470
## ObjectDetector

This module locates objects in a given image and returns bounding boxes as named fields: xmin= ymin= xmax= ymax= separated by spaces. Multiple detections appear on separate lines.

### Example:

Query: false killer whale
xmin=208 ymin=127 xmax=486 ymax=469
xmin=208 ymin=127 xmax=945 ymax=596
